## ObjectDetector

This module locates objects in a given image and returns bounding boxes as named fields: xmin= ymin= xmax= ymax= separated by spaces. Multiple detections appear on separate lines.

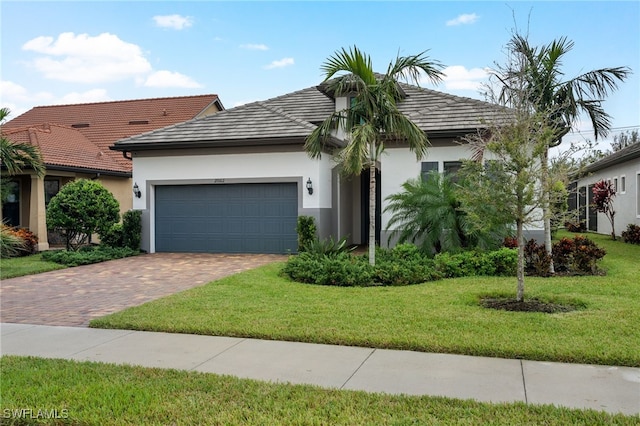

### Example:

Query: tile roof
xmin=113 ymin=82 xmax=509 ymax=150
xmin=3 ymin=124 xmax=128 ymax=175
xmin=4 ymin=94 xmax=222 ymax=171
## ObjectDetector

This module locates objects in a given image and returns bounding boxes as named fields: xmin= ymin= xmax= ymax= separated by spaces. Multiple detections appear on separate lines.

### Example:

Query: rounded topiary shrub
xmin=47 ymin=179 xmax=120 ymax=250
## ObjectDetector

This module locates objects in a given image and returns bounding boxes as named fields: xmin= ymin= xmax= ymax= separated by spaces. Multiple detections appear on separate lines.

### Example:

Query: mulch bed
xmin=481 ymin=297 xmax=577 ymax=313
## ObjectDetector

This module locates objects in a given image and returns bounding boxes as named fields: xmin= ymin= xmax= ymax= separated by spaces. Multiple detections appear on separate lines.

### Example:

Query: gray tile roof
xmin=112 ymin=81 xmax=509 ymax=151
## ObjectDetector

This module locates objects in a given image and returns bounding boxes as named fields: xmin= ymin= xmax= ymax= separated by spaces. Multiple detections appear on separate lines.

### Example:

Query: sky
xmin=1 ymin=1 xmax=639 ymax=151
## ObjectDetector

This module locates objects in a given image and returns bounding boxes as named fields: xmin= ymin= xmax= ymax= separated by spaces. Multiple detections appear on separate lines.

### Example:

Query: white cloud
xmin=22 ymin=32 xmax=152 ymax=83
xmin=153 ymin=14 xmax=193 ymax=30
xmin=0 ymin=80 xmax=110 ymax=116
xmin=264 ymin=57 xmax=294 ymax=70
xmin=446 ymin=13 xmax=479 ymax=26
xmin=57 ymin=89 xmax=111 ymax=105
xmin=439 ymin=65 xmax=489 ymax=91
xmin=143 ymin=70 xmax=203 ymax=88
xmin=240 ymin=43 xmax=269 ymax=51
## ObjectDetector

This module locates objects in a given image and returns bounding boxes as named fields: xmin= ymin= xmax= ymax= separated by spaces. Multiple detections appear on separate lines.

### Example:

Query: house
xmin=569 ymin=142 xmax=640 ymax=236
xmin=1 ymin=95 xmax=224 ymax=250
xmin=112 ymin=81 xmax=519 ymax=254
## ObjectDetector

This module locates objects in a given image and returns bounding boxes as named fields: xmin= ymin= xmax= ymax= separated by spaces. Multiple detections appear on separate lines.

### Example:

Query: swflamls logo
xmin=2 ymin=408 xmax=69 ymax=419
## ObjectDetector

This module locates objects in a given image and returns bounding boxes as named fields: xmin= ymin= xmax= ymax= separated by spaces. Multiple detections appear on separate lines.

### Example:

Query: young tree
xmin=591 ymin=180 xmax=616 ymax=240
xmin=304 ymin=46 xmax=444 ymax=265
xmin=494 ymin=33 xmax=630 ymax=273
xmin=47 ymin=179 xmax=120 ymax=250
xmin=459 ymin=111 xmax=555 ymax=302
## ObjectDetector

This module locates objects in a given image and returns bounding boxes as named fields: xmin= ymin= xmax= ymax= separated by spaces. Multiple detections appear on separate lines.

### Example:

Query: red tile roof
xmin=3 ymin=124 xmax=127 ymax=174
xmin=4 ymin=94 xmax=223 ymax=172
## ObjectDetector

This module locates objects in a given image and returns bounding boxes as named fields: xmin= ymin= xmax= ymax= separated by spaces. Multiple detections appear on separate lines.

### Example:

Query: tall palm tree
xmin=0 ymin=107 xmax=45 ymax=177
xmin=497 ymin=34 xmax=630 ymax=272
xmin=304 ymin=46 xmax=444 ymax=265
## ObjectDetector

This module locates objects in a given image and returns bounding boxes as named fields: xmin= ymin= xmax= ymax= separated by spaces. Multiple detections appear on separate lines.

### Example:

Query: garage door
xmin=155 ymin=183 xmax=298 ymax=254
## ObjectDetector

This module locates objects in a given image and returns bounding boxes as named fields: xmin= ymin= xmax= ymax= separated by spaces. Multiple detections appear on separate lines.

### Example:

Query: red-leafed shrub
xmin=572 ymin=235 xmax=606 ymax=274
xmin=502 ymin=236 xmax=518 ymax=249
xmin=11 ymin=227 xmax=38 ymax=255
xmin=524 ymin=239 xmax=553 ymax=277
xmin=551 ymin=237 xmax=575 ymax=273
xmin=621 ymin=224 xmax=640 ymax=245
xmin=592 ymin=180 xmax=616 ymax=240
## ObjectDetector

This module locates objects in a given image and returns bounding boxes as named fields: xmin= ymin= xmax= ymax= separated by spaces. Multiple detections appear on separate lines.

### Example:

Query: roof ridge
xmin=257 ymin=101 xmax=317 ymax=132
xmin=25 ymin=94 xmax=220 ymax=110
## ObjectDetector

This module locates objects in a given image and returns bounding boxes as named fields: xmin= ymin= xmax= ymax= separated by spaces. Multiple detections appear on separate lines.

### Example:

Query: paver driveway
xmin=0 ymin=253 xmax=286 ymax=327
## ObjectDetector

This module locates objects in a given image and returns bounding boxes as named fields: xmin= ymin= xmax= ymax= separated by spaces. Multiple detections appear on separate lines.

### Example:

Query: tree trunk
xmin=516 ymin=219 xmax=525 ymax=302
xmin=541 ymin=149 xmax=555 ymax=274
xmin=368 ymin=160 xmax=376 ymax=266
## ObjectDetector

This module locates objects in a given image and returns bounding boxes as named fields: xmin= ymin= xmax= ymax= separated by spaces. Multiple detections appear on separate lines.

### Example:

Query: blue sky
xmin=2 ymin=1 xmax=639 ymax=150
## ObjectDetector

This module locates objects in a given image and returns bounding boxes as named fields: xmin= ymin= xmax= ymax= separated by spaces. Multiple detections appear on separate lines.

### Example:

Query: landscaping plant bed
xmin=481 ymin=297 xmax=577 ymax=314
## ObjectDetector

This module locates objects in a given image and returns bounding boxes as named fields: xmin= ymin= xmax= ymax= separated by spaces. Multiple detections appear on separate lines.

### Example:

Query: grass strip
xmin=1 ymin=356 xmax=636 ymax=425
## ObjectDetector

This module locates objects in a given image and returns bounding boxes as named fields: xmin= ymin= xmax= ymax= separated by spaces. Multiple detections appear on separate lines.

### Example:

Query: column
xmin=29 ymin=175 xmax=49 ymax=251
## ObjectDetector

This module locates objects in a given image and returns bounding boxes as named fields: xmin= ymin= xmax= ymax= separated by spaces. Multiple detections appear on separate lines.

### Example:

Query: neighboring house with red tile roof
xmin=2 ymin=95 xmax=223 ymax=250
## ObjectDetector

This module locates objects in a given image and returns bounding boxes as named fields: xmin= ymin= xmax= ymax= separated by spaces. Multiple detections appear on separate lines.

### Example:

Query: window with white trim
xmin=614 ymin=177 xmax=618 ymax=193
xmin=621 ymin=175 xmax=626 ymax=194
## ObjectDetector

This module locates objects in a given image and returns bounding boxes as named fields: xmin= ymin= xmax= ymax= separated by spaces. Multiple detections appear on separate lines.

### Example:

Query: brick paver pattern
xmin=0 ymin=253 xmax=286 ymax=327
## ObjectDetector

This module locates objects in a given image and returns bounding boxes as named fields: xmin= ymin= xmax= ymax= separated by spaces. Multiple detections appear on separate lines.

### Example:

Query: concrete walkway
xmin=2 ymin=323 xmax=639 ymax=416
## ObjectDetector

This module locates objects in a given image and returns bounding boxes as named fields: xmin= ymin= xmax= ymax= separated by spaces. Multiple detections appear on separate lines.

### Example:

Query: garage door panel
xmin=156 ymin=183 xmax=298 ymax=254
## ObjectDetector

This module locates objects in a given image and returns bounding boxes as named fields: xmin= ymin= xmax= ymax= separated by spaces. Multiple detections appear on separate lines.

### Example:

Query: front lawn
xmin=91 ymin=233 xmax=640 ymax=367
xmin=0 ymin=253 xmax=67 ymax=279
xmin=1 ymin=356 xmax=635 ymax=425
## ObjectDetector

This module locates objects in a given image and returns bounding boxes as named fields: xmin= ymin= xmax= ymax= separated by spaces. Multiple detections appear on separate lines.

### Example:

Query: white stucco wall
xmin=577 ymin=158 xmax=640 ymax=237
xmin=381 ymin=145 xmax=471 ymax=229
xmin=131 ymin=150 xmax=332 ymax=252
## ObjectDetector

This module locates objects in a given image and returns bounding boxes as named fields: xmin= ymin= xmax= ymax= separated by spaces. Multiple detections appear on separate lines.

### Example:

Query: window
xmin=614 ymin=177 xmax=618 ymax=193
xmin=1 ymin=180 xmax=20 ymax=226
xmin=421 ymin=162 xmax=438 ymax=181
xmin=44 ymin=179 xmax=60 ymax=206
xmin=443 ymin=161 xmax=463 ymax=183
xmin=621 ymin=175 xmax=626 ymax=194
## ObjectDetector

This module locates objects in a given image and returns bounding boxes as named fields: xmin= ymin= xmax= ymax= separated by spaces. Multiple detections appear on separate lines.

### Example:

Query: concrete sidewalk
xmin=2 ymin=323 xmax=639 ymax=416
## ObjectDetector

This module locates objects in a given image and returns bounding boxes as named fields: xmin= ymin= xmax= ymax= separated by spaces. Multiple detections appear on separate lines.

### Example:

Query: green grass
xmin=92 ymin=232 xmax=640 ymax=367
xmin=1 ymin=356 xmax=636 ymax=425
xmin=0 ymin=253 xmax=67 ymax=279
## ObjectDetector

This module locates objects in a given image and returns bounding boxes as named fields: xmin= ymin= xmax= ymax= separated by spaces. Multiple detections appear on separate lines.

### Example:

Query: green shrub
xmin=434 ymin=249 xmax=517 ymax=278
xmin=296 ymin=216 xmax=317 ymax=252
xmin=46 ymin=179 xmax=120 ymax=250
xmin=305 ymin=235 xmax=353 ymax=258
xmin=41 ymin=246 xmax=139 ymax=266
xmin=374 ymin=257 xmax=440 ymax=285
xmin=283 ymin=252 xmax=374 ymax=286
xmin=621 ymin=224 xmax=640 ymax=244
xmin=486 ymin=248 xmax=518 ymax=276
xmin=100 ymin=223 xmax=124 ymax=248
xmin=122 ymin=210 xmax=142 ymax=251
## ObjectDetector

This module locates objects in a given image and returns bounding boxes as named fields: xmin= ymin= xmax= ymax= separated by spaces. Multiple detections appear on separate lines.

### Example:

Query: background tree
xmin=494 ymin=33 xmax=630 ymax=273
xmin=47 ymin=179 xmax=120 ymax=250
xmin=611 ymin=130 xmax=639 ymax=152
xmin=1 ymin=108 xmax=46 ymax=205
xmin=304 ymin=46 xmax=444 ymax=265
xmin=384 ymin=171 xmax=507 ymax=254
xmin=591 ymin=180 xmax=616 ymax=240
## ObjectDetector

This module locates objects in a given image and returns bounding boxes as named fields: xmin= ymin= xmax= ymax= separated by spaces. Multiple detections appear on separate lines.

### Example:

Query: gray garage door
xmin=155 ymin=183 xmax=298 ymax=254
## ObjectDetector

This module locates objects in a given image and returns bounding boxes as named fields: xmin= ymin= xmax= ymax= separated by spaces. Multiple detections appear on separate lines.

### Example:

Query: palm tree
xmin=496 ymin=34 xmax=630 ymax=272
xmin=385 ymin=172 xmax=507 ymax=254
xmin=0 ymin=107 xmax=45 ymax=177
xmin=304 ymin=46 xmax=444 ymax=265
